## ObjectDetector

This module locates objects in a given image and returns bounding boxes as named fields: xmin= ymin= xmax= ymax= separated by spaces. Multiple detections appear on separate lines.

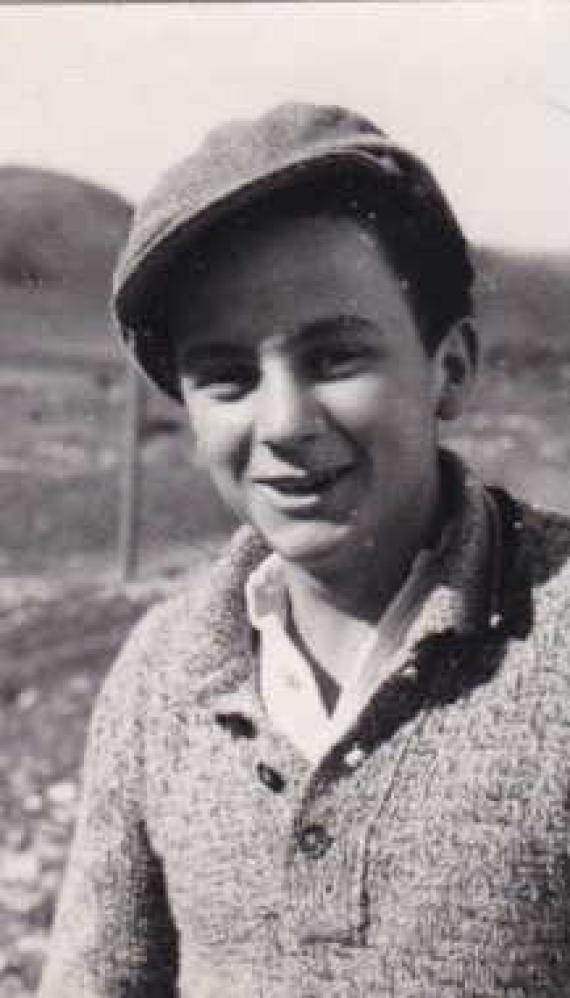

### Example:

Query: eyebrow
xmin=176 ymin=315 xmax=378 ymax=365
xmin=285 ymin=316 xmax=378 ymax=349
xmin=176 ymin=341 xmax=251 ymax=366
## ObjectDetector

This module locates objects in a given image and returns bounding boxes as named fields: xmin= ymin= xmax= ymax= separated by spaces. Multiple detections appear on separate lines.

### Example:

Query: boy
xmin=41 ymin=103 xmax=570 ymax=997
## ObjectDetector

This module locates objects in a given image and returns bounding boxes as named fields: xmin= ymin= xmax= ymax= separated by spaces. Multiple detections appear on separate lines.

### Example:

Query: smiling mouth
xmin=253 ymin=465 xmax=355 ymax=497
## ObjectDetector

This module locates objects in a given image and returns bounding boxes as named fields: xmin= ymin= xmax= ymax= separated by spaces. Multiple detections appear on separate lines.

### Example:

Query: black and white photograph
xmin=1 ymin=3 xmax=570 ymax=995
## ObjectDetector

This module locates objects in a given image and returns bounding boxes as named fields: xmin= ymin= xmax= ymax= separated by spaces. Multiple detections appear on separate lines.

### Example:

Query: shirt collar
xmin=245 ymin=552 xmax=289 ymax=631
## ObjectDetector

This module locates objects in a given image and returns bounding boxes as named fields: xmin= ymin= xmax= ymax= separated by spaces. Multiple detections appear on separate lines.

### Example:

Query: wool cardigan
xmin=40 ymin=468 xmax=570 ymax=998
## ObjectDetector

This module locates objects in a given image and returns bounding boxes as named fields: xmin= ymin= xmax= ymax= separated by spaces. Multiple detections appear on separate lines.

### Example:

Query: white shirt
xmin=245 ymin=539 xmax=449 ymax=766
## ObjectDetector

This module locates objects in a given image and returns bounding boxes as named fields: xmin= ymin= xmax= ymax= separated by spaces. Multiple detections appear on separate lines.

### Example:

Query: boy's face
xmin=168 ymin=211 xmax=474 ymax=575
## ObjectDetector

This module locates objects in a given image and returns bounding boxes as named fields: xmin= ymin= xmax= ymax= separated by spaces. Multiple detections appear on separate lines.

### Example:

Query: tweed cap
xmin=113 ymin=102 xmax=465 ymax=402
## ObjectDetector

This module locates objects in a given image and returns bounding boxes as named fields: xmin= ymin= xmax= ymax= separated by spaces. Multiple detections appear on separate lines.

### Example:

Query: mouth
xmin=252 ymin=464 xmax=356 ymax=499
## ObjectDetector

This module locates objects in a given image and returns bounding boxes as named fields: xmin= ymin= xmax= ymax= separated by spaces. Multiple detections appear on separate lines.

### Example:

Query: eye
xmin=303 ymin=342 xmax=373 ymax=381
xmin=186 ymin=359 xmax=258 ymax=401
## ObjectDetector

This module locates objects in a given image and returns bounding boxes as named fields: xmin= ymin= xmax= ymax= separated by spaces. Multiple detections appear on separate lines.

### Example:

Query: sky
xmin=1 ymin=2 xmax=570 ymax=251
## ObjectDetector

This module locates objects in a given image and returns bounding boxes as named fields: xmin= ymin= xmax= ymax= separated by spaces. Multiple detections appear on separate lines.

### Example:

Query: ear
xmin=433 ymin=318 xmax=479 ymax=421
xmin=179 ymin=377 xmax=201 ymax=453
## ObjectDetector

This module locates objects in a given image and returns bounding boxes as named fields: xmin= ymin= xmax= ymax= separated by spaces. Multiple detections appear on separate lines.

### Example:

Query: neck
xmin=284 ymin=469 xmax=443 ymax=623
xmin=278 ymin=470 xmax=443 ymax=685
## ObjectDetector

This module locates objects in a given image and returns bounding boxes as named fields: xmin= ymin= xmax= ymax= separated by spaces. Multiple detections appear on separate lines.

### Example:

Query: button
xmin=297 ymin=824 xmax=332 ymax=859
xmin=256 ymin=762 xmax=285 ymax=793
xmin=214 ymin=712 xmax=257 ymax=739
xmin=343 ymin=743 xmax=366 ymax=769
xmin=488 ymin=612 xmax=503 ymax=631
xmin=400 ymin=661 xmax=419 ymax=681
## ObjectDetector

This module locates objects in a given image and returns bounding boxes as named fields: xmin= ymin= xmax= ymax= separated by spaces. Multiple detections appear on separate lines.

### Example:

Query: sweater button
xmin=343 ymin=743 xmax=366 ymax=769
xmin=256 ymin=762 xmax=285 ymax=793
xmin=400 ymin=659 xmax=419 ymax=681
xmin=297 ymin=824 xmax=332 ymax=858
xmin=214 ymin=712 xmax=257 ymax=739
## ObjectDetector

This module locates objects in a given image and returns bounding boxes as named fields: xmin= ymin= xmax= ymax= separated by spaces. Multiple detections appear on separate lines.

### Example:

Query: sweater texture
xmin=40 ymin=466 xmax=570 ymax=997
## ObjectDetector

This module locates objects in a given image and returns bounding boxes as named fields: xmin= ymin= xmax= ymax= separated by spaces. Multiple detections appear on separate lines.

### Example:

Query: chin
xmin=258 ymin=517 xmax=361 ymax=573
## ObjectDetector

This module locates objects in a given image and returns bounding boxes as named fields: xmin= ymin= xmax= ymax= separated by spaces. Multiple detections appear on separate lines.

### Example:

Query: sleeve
xmin=38 ymin=609 xmax=179 ymax=998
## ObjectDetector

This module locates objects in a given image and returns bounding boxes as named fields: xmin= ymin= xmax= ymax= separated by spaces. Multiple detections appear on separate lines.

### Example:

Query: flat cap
xmin=112 ymin=102 xmax=463 ymax=402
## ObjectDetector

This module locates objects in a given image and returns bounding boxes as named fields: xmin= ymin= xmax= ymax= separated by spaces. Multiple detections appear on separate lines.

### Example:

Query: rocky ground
xmin=0 ymin=580 xmax=154 ymax=996
xmin=0 ymin=563 xmax=223 ymax=998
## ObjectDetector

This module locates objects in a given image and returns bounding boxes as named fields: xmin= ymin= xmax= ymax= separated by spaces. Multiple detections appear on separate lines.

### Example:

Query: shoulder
xmin=492 ymin=488 xmax=570 ymax=584
xmin=526 ymin=505 xmax=570 ymax=646
xmin=495 ymin=490 xmax=570 ymax=640
xmin=100 ymin=524 xmax=269 ymax=708
xmin=516 ymin=501 xmax=570 ymax=597
xmin=514 ymin=499 xmax=570 ymax=576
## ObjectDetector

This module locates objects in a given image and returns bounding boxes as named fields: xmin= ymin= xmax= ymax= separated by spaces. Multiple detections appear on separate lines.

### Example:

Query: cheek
xmin=319 ymin=376 xmax=436 ymax=456
xmin=318 ymin=377 xmax=398 ymax=441
xmin=187 ymin=401 xmax=250 ymax=478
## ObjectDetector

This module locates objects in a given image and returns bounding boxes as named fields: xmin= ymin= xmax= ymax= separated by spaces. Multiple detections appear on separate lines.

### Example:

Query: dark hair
xmin=246 ymin=167 xmax=472 ymax=354
xmin=164 ymin=161 xmax=474 ymax=360
xmin=157 ymin=162 xmax=476 ymax=409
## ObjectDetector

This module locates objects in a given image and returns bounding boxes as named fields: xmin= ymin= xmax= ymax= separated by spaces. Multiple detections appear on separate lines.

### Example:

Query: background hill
xmin=0 ymin=167 xmax=131 ymax=371
xmin=474 ymin=246 xmax=570 ymax=369
xmin=0 ymin=166 xmax=131 ymax=296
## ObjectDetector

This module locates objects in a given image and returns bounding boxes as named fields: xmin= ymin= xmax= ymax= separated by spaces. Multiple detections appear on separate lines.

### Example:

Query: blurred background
xmin=1 ymin=3 xmax=569 ymax=994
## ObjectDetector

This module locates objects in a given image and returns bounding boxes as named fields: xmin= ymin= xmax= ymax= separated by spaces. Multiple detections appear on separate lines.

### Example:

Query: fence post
xmin=118 ymin=363 xmax=145 ymax=581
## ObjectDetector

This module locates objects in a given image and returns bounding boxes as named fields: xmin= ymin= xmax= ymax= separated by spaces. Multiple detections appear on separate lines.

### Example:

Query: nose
xmin=254 ymin=359 xmax=323 ymax=449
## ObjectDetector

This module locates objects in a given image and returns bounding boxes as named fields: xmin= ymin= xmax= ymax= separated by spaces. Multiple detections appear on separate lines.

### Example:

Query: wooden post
xmin=118 ymin=363 xmax=145 ymax=581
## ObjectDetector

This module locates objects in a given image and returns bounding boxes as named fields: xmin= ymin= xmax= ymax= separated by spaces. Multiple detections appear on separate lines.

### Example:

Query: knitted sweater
xmin=40 ymin=475 xmax=570 ymax=998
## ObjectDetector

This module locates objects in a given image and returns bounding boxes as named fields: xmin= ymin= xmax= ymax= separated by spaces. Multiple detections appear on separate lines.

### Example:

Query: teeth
xmin=261 ymin=468 xmax=348 ymax=493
